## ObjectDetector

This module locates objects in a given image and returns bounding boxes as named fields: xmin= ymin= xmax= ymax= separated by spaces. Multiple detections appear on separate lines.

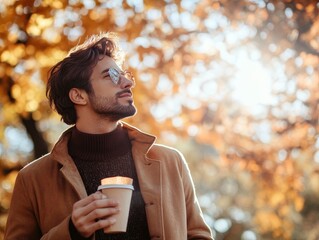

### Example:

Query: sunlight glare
xmin=231 ymin=54 xmax=274 ymax=111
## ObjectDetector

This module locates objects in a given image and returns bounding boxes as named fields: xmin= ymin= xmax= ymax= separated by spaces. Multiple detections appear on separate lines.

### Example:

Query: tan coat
xmin=4 ymin=123 xmax=213 ymax=240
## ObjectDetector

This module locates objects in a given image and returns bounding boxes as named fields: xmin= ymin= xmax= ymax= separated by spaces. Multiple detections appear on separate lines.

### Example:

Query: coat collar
xmin=121 ymin=122 xmax=157 ymax=163
xmin=50 ymin=122 xmax=163 ymax=238
xmin=51 ymin=122 xmax=156 ymax=162
xmin=50 ymin=122 xmax=158 ymax=198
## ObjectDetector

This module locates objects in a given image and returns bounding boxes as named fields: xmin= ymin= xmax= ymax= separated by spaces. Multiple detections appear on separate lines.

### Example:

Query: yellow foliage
xmin=254 ymin=210 xmax=282 ymax=233
xmin=270 ymin=192 xmax=285 ymax=206
xmin=294 ymin=196 xmax=304 ymax=212
xmin=0 ymin=0 xmax=319 ymax=239
xmin=1 ymin=51 xmax=16 ymax=65
xmin=89 ymin=8 xmax=109 ymax=21
xmin=27 ymin=14 xmax=54 ymax=37
xmin=34 ymin=0 xmax=64 ymax=8
xmin=11 ymin=84 xmax=21 ymax=99
xmin=27 ymin=24 xmax=42 ymax=36
xmin=305 ymin=3 xmax=315 ymax=13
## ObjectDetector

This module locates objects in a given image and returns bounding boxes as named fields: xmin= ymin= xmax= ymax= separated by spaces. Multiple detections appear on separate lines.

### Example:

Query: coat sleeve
xmin=4 ymin=171 xmax=72 ymax=240
xmin=177 ymin=151 xmax=214 ymax=240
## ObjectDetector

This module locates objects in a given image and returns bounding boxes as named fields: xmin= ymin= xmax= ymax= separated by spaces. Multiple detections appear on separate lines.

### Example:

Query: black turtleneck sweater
xmin=68 ymin=125 xmax=150 ymax=240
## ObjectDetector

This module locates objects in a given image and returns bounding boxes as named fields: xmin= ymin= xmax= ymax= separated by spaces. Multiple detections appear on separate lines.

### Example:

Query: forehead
xmin=92 ymin=55 xmax=120 ymax=73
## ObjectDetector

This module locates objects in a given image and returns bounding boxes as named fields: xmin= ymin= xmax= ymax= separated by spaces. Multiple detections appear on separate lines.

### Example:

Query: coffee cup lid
xmin=97 ymin=184 xmax=134 ymax=191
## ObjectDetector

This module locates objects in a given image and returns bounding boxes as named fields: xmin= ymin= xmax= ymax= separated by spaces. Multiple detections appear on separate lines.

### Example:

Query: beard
xmin=88 ymin=93 xmax=137 ymax=121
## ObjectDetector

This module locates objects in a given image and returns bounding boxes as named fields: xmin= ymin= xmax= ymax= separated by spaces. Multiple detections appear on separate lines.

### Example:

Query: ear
xmin=69 ymin=88 xmax=87 ymax=105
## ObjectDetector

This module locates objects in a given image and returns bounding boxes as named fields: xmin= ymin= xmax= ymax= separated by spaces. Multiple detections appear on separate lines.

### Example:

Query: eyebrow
xmin=101 ymin=68 xmax=110 ymax=75
xmin=100 ymin=67 xmax=123 ymax=75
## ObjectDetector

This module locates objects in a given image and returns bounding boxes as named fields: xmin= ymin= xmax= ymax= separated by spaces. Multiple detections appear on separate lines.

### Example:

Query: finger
xmin=92 ymin=217 xmax=117 ymax=232
xmin=73 ymin=192 xmax=104 ymax=209
xmin=86 ymin=206 xmax=120 ymax=222
xmin=77 ymin=217 xmax=117 ymax=237
xmin=79 ymin=198 xmax=119 ymax=218
xmin=73 ymin=194 xmax=119 ymax=221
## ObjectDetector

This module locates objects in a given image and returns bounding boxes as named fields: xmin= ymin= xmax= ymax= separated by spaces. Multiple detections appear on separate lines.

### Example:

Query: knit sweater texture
xmin=68 ymin=125 xmax=150 ymax=240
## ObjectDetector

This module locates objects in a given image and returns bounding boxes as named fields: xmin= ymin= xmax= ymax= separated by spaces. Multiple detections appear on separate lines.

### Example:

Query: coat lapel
xmin=125 ymin=123 xmax=164 ymax=239
xmin=60 ymin=157 xmax=87 ymax=199
xmin=51 ymin=127 xmax=87 ymax=199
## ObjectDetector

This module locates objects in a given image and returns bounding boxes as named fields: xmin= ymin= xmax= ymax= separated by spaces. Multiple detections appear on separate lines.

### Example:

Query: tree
xmin=0 ymin=0 xmax=318 ymax=239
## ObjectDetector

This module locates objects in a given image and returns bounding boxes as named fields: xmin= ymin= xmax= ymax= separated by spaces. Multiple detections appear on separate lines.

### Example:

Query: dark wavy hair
xmin=46 ymin=32 xmax=124 ymax=124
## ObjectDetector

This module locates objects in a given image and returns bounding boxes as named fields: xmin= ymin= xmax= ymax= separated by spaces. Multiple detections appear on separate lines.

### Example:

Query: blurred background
xmin=0 ymin=0 xmax=319 ymax=239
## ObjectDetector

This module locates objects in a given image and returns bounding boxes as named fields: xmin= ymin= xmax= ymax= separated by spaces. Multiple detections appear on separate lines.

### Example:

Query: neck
xmin=74 ymin=105 xmax=123 ymax=134
xmin=68 ymin=124 xmax=130 ymax=159
xmin=75 ymin=119 xmax=119 ymax=134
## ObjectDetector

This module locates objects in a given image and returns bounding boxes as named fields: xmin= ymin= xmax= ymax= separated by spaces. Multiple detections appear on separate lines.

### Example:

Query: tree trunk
xmin=20 ymin=113 xmax=49 ymax=160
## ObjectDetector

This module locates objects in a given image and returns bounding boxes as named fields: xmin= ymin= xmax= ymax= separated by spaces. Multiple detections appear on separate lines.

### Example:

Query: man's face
xmin=87 ymin=55 xmax=136 ymax=121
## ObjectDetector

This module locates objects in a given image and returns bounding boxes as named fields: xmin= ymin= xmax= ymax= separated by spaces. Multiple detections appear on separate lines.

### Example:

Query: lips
xmin=117 ymin=90 xmax=132 ymax=98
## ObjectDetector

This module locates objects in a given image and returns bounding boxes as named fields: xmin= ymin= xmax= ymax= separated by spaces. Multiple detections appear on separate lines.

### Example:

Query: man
xmin=4 ymin=32 xmax=213 ymax=239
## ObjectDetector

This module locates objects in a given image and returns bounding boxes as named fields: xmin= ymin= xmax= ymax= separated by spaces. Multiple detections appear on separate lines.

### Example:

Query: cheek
xmin=91 ymin=82 xmax=114 ymax=96
xmin=99 ymin=88 xmax=116 ymax=97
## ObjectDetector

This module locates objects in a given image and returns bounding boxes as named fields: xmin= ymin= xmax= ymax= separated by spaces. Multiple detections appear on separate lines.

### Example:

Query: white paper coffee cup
xmin=97 ymin=184 xmax=134 ymax=233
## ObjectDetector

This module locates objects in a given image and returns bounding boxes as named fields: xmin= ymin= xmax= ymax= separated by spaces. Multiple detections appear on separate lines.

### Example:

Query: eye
xmin=108 ymin=67 xmax=120 ymax=84
xmin=109 ymin=68 xmax=120 ymax=76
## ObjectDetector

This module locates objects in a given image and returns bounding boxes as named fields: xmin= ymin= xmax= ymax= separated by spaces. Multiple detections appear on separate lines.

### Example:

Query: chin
xmin=118 ymin=105 xmax=137 ymax=119
xmin=128 ymin=107 xmax=137 ymax=116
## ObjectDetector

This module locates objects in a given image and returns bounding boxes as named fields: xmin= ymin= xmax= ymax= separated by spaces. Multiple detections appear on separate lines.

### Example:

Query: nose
xmin=119 ymin=75 xmax=135 ymax=89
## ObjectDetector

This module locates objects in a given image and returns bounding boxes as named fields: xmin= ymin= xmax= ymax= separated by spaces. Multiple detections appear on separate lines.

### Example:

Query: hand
xmin=71 ymin=191 xmax=119 ymax=237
